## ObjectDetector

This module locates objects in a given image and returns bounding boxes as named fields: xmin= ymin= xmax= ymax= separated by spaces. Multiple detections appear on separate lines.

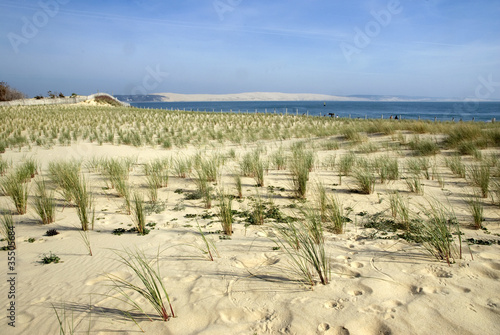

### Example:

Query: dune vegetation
xmin=1 ymin=104 xmax=499 ymax=334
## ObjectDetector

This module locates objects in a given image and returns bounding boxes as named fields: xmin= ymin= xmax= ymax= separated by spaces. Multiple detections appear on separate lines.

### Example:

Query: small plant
xmin=342 ymin=127 xmax=366 ymax=143
xmin=253 ymin=157 xmax=265 ymax=187
xmin=419 ymin=201 xmax=460 ymax=266
xmin=193 ymin=167 xmax=212 ymax=209
xmin=0 ymin=212 xmax=15 ymax=249
xmin=45 ymin=228 xmax=59 ymax=236
xmin=234 ymin=174 xmax=242 ymax=198
xmin=315 ymin=182 xmax=328 ymax=222
xmin=106 ymin=248 xmax=174 ymax=325
xmin=270 ymin=146 xmax=287 ymax=170
xmin=218 ymin=193 xmax=233 ymax=235
xmin=338 ymin=152 xmax=355 ymax=185
xmin=250 ymin=191 xmax=266 ymax=225
xmin=324 ymin=195 xmax=345 ymax=234
xmin=146 ymin=176 xmax=158 ymax=204
xmin=32 ymin=178 xmax=56 ymax=224
xmin=172 ymin=155 xmax=192 ymax=178
xmin=273 ymin=218 xmax=330 ymax=286
xmin=194 ymin=153 xmax=223 ymax=183
xmin=48 ymin=160 xmax=81 ymax=202
xmin=112 ymin=228 xmax=127 ymax=236
xmin=74 ymin=175 xmax=95 ymax=231
xmin=353 ymin=166 xmax=376 ymax=194
xmin=27 ymin=237 xmax=35 ymax=243
xmin=41 ymin=252 xmax=61 ymax=264
xmin=467 ymin=164 xmax=490 ymax=198
xmin=289 ymin=146 xmax=312 ymax=198
xmin=2 ymin=171 xmax=29 ymax=214
xmin=406 ymin=175 xmax=423 ymax=195
xmin=144 ymin=158 xmax=169 ymax=204
xmin=0 ymin=157 xmax=10 ymax=176
xmin=408 ymin=136 xmax=440 ymax=156
xmin=373 ymin=156 xmax=399 ymax=183
xmin=466 ymin=194 xmax=484 ymax=229
xmin=240 ymin=151 xmax=256 ymax=177
xmin=492 ymin=180 xmax=500 ymax=207
xmin=78 ymin=229 xmax=93 ymax=256
xmin=445 ymin=156 xmax=466 ymax=178
xmin=390 ymin=191 xmax=411 ymax=229
xmin=132 ymin=192 xmax=148 ymax=235
xmin=52 ymin=301 xmax=92 ymax=335
xmin=195 ymin=222 xmax=219 ymax=261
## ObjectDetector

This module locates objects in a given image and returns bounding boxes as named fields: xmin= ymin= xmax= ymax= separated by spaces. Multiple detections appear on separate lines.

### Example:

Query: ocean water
xmin=130 ymin=101 xmax=500 ymax=122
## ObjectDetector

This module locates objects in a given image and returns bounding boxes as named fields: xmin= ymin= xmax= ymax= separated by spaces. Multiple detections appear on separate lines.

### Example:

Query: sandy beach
xmin=153 ymin=92 xmax=367 ymax=102
xmin=0 ymin=103 xmax=499 ymax=335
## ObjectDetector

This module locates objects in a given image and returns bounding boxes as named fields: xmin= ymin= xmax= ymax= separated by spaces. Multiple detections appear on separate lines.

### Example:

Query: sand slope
xmin=0 ymin=139 xmax=499 ymax=335
xmin=153 ymin=92 xmax=368 ymax=102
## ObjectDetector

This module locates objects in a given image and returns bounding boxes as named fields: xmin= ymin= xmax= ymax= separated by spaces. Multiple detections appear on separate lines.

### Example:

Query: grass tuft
xmin=419 ymin=201 xmax=460 ymax=266
xmin=32 ymin=178 xmax=56 ymax=224
xmin=107 ymin=248 xmax=174 ymax=324
xmin=0 ymin=212 xmax=15 ymax=249
xmin=217 ymin=193 xmax=233 ymax=235
xmin=467 ymin=164 xmax=490 ymax=198
xmin=273 ymin=217 xmax=330 ymax=286
xmin=132 ymin=192 xmax=148 ymax=235
xmin=2 ymin=170 xmax=29 ymax=214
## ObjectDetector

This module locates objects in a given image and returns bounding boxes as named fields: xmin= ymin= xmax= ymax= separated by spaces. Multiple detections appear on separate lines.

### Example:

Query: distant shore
xmin=119 ymin=92 xmax=498 ymax=103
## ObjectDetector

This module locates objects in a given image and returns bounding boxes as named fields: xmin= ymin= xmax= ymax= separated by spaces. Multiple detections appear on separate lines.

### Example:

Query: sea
xmin=130 ymin=101 xmax=500 ymax=122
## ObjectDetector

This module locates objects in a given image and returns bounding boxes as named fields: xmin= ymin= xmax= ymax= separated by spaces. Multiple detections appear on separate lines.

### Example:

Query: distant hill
xmin=115 ymin=92 xmax=499 ymax=103
xmin=115 ymin=94 xmax=164 ymax=102
xmin=116 ymin=92 xmax=366 ymax=102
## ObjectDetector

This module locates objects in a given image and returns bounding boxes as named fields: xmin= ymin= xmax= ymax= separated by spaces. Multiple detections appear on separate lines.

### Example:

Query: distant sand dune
xmin=153 ymin=92 xmax=368 ymax=102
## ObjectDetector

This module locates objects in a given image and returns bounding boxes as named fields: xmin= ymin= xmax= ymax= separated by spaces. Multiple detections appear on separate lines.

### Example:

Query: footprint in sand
xmin=485 ymin=261 xmax=500 ymax=271
xmin=18 ymin=312 xmax=35 ymax=323
xmin=332 ymin=264 xmax=361 ymax=278
xmin=349 ymin=261 xmax=364 ymax=269
xmin=172 ymin=274 xmax=200 ymax=283
xmin=474 ymin=264 xmax=500 ymax=280
xmin=318 ymin=323 xmax=330 ymax=332
xmin=324 ymin=300 xmax=344 ymax=310
xmin=361 ymin=300 xmax=402 ymax=320
xmin=219 ymin=308 xmax=267 ymax=324
xmin=85 ymin=275 xmax=109 ymax=286
xmin=85 ymin=271 xmax=129 ymax=285
xmin=345 ymin=283 xmax=373 ymax=297
xmin=425 ymin=265 xmax=453 ymax=278
xmin=31 ymin=296 xmax=48 ymax=304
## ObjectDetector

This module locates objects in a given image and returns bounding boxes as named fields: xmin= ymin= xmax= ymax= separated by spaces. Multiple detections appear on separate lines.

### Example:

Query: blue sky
xmin=1 ymin=0 xmax=499 ymax=99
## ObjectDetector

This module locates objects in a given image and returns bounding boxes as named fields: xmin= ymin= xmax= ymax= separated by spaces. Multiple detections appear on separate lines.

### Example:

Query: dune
xmin=153 ymin=92 xmax=368 ymax=102
xmin=0 ymin=105 xmax=499 ymax=335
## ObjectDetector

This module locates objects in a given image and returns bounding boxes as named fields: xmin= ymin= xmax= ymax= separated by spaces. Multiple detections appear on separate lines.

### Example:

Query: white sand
xmin=153 ymin=92 xmax=368 ymax=102
xmin=1 ymin=138 xmax=499 ymax=335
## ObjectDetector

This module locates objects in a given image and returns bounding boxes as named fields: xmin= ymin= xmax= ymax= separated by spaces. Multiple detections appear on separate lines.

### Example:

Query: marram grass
xmin=2 ymin=169 xmax=29 ymax=215
xmin=32 ymin=178 xmax=56 ymax=225
xmin=273 ymin=218 xmax=330 ymax=287
xmin=106 ymin=247 xmax=174 ymax=325
xmin=0 ymin=212 xmax=15 ymax=249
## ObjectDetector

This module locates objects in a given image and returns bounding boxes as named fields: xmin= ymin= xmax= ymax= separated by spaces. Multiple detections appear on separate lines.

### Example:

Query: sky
xmin=1 ymin=0 xmax=499 ymax=99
